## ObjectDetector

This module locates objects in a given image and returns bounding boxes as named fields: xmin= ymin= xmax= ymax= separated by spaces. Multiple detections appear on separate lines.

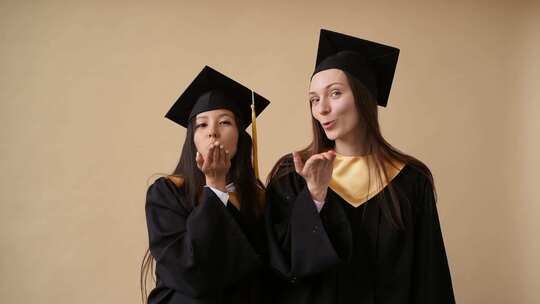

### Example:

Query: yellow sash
xmin=329 ymin=154 xmax=404 ymax=207
xmin=228 ymin=191 xmax=241 ymax=210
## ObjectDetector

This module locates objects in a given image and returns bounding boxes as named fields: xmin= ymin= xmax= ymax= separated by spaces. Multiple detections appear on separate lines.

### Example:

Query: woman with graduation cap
xmin=141 ymin=66 xmax=271 ymax=303
xmin=265 ymin=29 xmax=455 ymax=303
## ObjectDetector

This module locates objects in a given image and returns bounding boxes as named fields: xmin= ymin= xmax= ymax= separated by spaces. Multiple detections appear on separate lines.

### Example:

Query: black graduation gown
xmin=145 ymin=177 xmax=269 ymax=304
xmin=265 ymin=160 xmax=455 ymax=304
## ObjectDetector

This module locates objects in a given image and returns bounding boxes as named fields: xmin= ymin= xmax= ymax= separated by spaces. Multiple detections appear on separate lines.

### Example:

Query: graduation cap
xmin=165 ymin=65 xmax=270 ymax=178
xmin=313 ymin=29 xmax=400 ymax=107
xmin=165 ymin=65 xmax=270 ymax=128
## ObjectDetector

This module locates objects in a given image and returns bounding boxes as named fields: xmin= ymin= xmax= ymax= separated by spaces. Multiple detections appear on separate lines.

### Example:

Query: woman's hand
xmin=293 ymin=150 xmax=336 ymax=202
xmin=196 ymin=141 xmax=231 ymax=192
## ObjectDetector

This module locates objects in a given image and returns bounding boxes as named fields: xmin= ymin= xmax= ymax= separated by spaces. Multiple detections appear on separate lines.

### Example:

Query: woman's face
xmin=309 ymin=68 xmax=360 ymax=141
xmin=193 ymin=109 xmax=239 ymax=159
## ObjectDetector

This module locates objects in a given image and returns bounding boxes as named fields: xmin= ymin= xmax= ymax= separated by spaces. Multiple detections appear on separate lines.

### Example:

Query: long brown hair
xmin=140 ymin=113 xmax=265 ymax=303
xmin=267 ymin=70 xmax=435 ymax=229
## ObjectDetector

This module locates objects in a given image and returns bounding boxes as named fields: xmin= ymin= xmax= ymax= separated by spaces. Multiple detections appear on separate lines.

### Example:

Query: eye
xmin=310 ymin=97 xmax=319 ymax=105
xmin=195 ymin=122 xmax=207 ymax=129
xmin=330 ymin=90 xmax=342 ymax=98
xmin=219 ymin=120 xmax=232 ymax=125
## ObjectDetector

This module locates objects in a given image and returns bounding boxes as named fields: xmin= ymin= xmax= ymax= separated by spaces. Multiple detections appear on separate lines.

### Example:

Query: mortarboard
xmin=165 ymin=65 xmax=270 ymax=128
xmin=313 ymin=29 xmax=399 ymax=107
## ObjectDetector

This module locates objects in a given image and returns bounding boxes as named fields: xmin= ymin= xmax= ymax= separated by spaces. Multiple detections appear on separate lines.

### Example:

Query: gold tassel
xmin=251 ymin=91 xmax=259 ymax=179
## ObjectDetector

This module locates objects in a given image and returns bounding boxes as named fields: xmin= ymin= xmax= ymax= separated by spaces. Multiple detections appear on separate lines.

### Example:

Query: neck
xmin=334 ymin=126 xmax=369 ymax=156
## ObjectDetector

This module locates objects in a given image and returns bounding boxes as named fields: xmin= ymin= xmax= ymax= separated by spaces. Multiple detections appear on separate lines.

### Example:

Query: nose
xmin=316 ymin=97 xmax=331 ymax=116
xmin=207 ymin=122 xmax=220 ymax=139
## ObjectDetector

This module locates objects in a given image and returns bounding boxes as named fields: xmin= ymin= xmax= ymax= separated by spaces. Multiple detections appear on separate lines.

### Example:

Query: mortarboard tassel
xmin=251 ymin=91 xmax=259 ymax=180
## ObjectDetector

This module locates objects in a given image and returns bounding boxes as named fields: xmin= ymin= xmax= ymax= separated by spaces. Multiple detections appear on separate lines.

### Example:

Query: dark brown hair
xmin=140 ymin=113 xmax=264 ymax=303
xmin=267 ymin=70 xmax=435 ymax=229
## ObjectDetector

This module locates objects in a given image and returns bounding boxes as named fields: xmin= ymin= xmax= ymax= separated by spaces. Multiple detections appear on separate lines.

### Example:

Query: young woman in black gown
xmin=265 ymin=29 xmax=455 ymax=304
xmin=141 ymin=66 xmax=270 ymax=304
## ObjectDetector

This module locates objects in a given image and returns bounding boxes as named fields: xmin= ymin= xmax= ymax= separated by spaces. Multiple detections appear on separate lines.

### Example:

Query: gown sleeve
xmin=265 ymin=164 xmax=352 ymax=282
xmin=411 ymin=174 xmax=456 ymax=303
xmin=145 ymin=177 xmax=261 ymax=297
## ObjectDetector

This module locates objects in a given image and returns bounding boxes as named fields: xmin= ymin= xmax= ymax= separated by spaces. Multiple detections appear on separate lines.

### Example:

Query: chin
xmin=324 ymin=131 xmax=339 ymax=141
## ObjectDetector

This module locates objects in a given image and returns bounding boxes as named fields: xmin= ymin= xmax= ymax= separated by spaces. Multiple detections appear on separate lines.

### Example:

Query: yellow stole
xmin=329 ymin=154 xmax=405 ymax=207
xmin=228 ymin=191 xmax=241 ymax=210
xmin=228 ymin=186 xmax=265 ymax=211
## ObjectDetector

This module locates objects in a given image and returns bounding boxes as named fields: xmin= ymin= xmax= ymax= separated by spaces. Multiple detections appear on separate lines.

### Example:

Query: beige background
xmin=1 ymin=0 xmax=539 ymax=303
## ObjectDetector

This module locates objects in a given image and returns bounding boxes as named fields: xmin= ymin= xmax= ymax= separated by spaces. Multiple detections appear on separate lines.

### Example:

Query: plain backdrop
xmin=1 ymin=0 xmax=539 ymax=303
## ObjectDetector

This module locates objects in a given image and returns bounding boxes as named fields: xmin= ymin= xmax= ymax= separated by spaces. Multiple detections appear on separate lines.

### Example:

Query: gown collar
xmin=329 ymin=152 xmax=405 ymax=207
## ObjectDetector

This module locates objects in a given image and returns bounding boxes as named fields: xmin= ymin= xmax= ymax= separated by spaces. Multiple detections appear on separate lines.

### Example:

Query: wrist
xmin=206 ymin=177 xmax=227 ymax=191
xmin=307 ymin=185 xmax=327 ymax=202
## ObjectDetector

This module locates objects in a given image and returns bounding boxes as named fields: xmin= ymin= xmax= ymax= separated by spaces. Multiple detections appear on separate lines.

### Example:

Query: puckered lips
xmin=322 ymin=119 xmax=336 ymax=130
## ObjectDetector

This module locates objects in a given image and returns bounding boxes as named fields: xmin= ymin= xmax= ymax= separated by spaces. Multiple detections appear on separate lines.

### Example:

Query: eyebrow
xmin=309 ymin=82 xmax=345 ymax=95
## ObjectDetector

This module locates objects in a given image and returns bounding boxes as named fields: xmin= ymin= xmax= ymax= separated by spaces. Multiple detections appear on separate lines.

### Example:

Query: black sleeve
xmin=265 ymin=168 xmax=352 ymax=281
xmin=411 ymin=175 xmax=456 ymax=303
xmin=145 ymin=177 xmax=261 ymax=297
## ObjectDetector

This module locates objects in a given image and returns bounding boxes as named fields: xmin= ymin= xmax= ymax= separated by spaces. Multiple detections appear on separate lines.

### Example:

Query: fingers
xmin=322 ymin=150 xmax=336 ymax=161
xmin=214 ymin=142 xmax=228 ymax=166
xmin=302 ymin=152 xmax=334 ymax=199
xmin=321 ymin=151 xmax=335 ymax=171
xmin=304 ymin=151 xmax=335 ymax=175
xmin=216 ymin=143 xmax=222 ymax=164
xmin=212 ymin=142 xmax=220 ymax=165
xmin=196 ymin=151 xmax=204 ymax=170
xmin=220 ymin=144 xmax=227 ymax=165
xmin=292 ymin=151 xmax=304 ymax=174
xmin=202 ymin=141 xmax=230 ymax=172
xmin=224 ymin=148 xmax=231 ymax=167
xmin=304 ymin=154 xmax=324 ymax=170
xmin=324 ymin=154 xmax=334 ymax=171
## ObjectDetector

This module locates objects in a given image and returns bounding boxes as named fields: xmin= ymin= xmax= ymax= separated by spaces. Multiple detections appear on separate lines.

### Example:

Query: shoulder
xmin=268 ymin=154 xmax=297 ymax=182
xmin=397 ymin=162 xmax=436 ymax=206
xmin=394 ymin=158 xmax=434 ymax=186
xmin=146 ymin=175 xmax=187 ymax=206
xmin=149 ymin=175 xmax=185 ymax=189
xmin=267 ymin=153 xmax=305 ymax=196
xmin=272 ymin=153 xmax=295 ymax=174
xmin=165 ymin=175 xmax=185 ymax=188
